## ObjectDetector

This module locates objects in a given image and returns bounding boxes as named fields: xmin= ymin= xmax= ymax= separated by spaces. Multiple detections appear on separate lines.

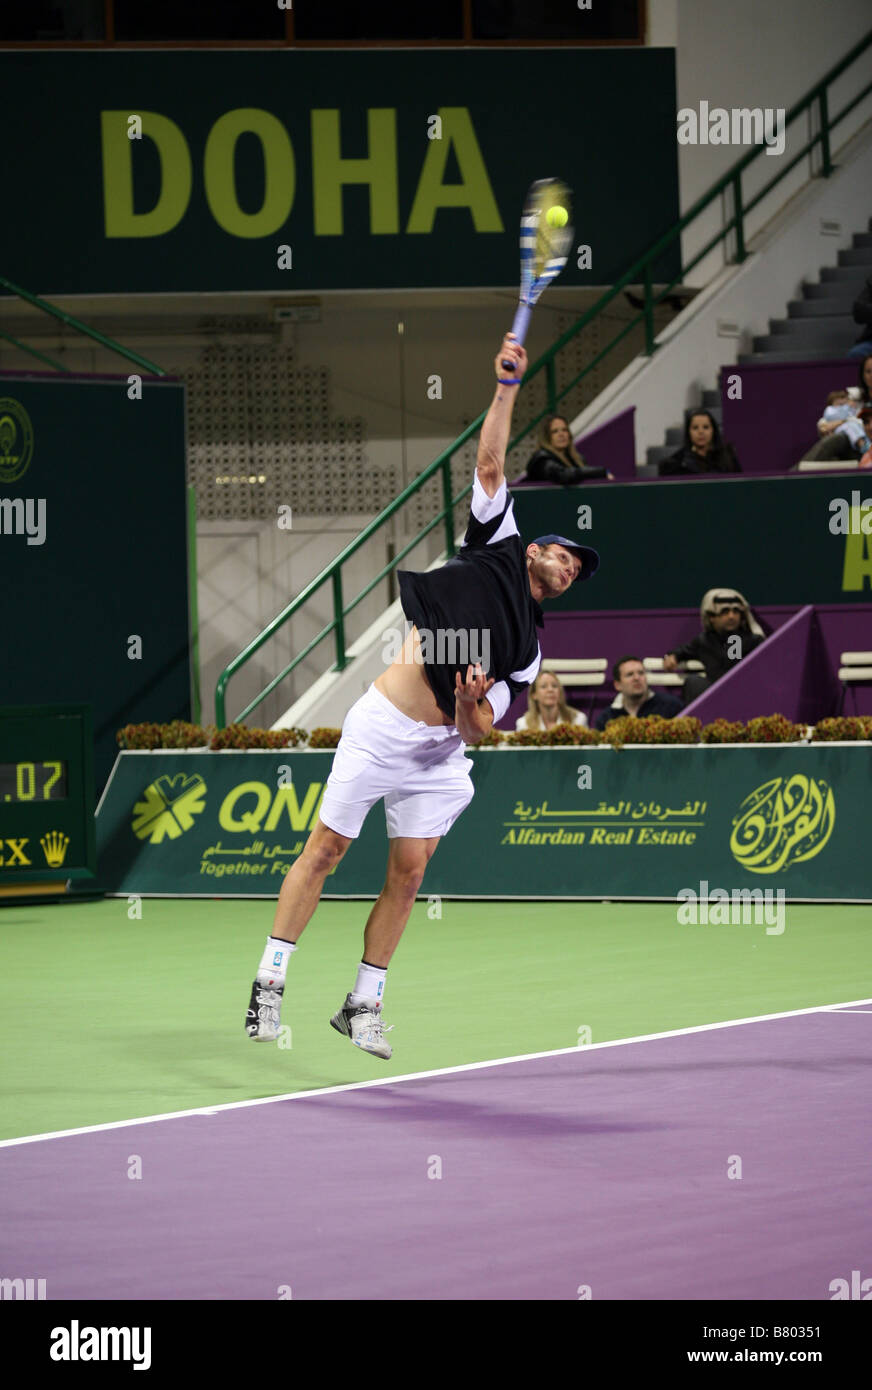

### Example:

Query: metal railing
xmin=211 ymin=28 xmax=872 ymax=727
xmin=0 ymin=275 xmax=166 ymax=377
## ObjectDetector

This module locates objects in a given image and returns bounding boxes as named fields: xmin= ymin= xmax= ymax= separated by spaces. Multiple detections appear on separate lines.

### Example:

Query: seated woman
xmin=658 ymin=410 xmax=741 ymax=475
xmin=524 ymin=415 xmax=613 ymax=484
xmin=515 ymin=670 xmax=589 ymax=731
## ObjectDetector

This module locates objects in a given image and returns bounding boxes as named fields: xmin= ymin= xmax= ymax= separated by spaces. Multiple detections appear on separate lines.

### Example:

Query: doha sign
xmin=2 ymin=49 xmax=680 ymax=294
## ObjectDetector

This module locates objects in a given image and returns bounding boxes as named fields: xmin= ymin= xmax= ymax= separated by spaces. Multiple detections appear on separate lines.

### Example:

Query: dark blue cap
xmin=532 ymin=533 xmax=600 ymax=583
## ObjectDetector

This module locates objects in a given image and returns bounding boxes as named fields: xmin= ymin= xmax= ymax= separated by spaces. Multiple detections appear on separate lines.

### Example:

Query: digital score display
xmin=0 ymin=706 xmax=96 ymax=892
xmin=0 ymin=761 xmax=68 ymax=802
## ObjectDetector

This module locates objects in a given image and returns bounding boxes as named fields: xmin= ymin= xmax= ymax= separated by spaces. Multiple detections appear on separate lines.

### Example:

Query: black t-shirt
xmin=525 ymin=448 xmax=607 ymax=484
xmin=671 ymin=627 xmax=764 ymax=681
xmin=397 ymin=477 xmax=544 ymax=723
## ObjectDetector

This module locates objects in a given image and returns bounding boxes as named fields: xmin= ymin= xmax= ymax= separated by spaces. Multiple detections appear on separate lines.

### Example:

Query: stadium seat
xmin=643 ymin=656 xmax=705 ymax=687
xmin=837 ymin=652 xmax=872 ymax=713
xmin=540 ymin=658 xmax=608 ymax=686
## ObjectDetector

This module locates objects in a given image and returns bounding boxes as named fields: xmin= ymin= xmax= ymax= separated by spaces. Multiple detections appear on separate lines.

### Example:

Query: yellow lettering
xmin=101 ymin=111 xmax=192 ymax=237
xmin=406 ymin=108 xmax=502 ymax=233
xmin=842 ymin=529 xmax=872 ymax=591
xmin=311 ymin=109 xmax=398 ymax=235
xmin=219 ymin=782 xmax=272 ymax=832
xmin=265 ymin=782 xmax=323 ymax=832
xmin=204 ymin=108 xmax=295 ymax=238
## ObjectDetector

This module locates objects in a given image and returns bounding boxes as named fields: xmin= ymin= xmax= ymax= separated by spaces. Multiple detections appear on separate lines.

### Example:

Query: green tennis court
xmin=2 ymin=897 xmax=869 ymax=1142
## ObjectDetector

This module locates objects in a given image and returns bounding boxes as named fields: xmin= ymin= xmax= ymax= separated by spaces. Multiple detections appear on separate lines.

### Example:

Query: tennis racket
xmin=501 ymin=177 xmax=574 ymax=373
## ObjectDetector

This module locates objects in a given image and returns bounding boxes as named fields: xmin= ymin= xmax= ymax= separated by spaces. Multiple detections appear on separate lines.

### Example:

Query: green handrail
xmin=216 ymin=29 xmax=872 ymax=727
xmin=0 ymin=275 xmax=167 ymax=377
xmin=0 ymin=329 xmax=69 ymax=373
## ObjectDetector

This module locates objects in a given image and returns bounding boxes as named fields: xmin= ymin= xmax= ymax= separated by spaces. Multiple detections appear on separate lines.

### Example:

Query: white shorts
xmin=319 ymin=684 xmax=475 ymax=840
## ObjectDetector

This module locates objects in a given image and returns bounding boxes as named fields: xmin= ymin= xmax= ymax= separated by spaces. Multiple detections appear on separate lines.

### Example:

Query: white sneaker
xmin=245 ymin=979 xmax=283 ymax=1041
xmin=329 ymin=994 xmax=394 ymax=1060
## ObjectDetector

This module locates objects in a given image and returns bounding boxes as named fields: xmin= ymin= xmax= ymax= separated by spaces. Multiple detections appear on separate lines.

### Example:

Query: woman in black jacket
xmin=524 ymin=415 xmax=613 ymax=485
xmin=658 ymin=410 xmax=741 ymax=476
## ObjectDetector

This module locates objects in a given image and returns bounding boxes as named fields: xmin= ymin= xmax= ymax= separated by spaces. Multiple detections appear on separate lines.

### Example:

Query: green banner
xmin=96 ymin=746 xmax=871 ymax=901
xmin=1 ymin=49 xmax=679 ymax=294
xmin=0 ymin=376 xmax=190 ymax=794
xmin=513 ymin=476 xmax=872 ymax=608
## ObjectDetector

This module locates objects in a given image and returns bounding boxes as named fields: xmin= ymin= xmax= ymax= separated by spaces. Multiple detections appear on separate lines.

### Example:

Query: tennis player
xmin=245 ymin=333 xmax=599 ymax=1058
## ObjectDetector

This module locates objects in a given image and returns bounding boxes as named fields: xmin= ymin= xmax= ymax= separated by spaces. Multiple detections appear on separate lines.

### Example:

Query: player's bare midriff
xmin=373 ymin=626 xmax=454 ymax=727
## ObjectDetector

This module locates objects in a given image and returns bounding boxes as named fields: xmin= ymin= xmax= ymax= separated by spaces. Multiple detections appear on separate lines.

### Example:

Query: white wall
xmin=571 ymin=124 xmax=872 ymax=459
xmin=649 ymin=0 xmax=872 ymax=284
xmin=199 ymin=511 xmax=405 ymax=730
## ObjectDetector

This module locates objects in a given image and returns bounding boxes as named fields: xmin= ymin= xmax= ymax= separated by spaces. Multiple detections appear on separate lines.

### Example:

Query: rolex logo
xmin=40 ymin=832 xmax=70 ymax=867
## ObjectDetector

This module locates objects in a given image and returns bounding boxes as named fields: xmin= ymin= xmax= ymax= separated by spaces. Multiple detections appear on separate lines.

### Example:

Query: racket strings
xmin=526 ymin=180 xmax=572 ymax=280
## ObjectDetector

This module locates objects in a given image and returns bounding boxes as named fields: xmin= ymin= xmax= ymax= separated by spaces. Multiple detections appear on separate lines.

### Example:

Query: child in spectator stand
xmin=524 ymin=415 xmax=615 ymax=485
xmin=658 ymin=411 xmax=741 ymax=476
xmin=821 ymin=388 xmax=858 ymax=425
xmin=805 ymin=391 xmax=872 ymax=464
xmin=516 ymin=670 xmax=588 ymax=731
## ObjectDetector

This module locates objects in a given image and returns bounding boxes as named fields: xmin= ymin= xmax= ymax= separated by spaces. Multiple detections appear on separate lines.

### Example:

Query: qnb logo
xmin=0 ymin=1276 xmax=46 ymax=1300
xmin=132 ymin=773 xmax=207 ymax=843
xmin=50 ymin=1321 xmax=152 ymax=1370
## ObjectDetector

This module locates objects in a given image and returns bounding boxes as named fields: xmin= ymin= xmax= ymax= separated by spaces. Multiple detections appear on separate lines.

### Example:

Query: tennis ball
xmin=547 ymin=205 xmax=569 ymax=228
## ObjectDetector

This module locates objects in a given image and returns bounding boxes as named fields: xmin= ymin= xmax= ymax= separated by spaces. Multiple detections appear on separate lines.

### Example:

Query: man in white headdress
xmin=662 ymin=588 xmax=765 ymax=703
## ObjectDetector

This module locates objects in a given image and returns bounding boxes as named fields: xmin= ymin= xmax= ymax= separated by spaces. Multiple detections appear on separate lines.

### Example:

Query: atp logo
xmin=132 ymin=774 xmax=207 ymax=844
xmin=730 ymin=775 xmax=835 ymax=874
xmin=0 ymin=398 xmax=34 ymax=483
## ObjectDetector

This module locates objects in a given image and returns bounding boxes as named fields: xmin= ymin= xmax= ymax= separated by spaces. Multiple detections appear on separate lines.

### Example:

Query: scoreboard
xmin=0 ymin=705 xmax=97 ymax=896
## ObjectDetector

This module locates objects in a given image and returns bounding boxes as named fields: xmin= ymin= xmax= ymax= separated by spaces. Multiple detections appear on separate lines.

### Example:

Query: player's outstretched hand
xmin=454 ymin=664 xmax=495 ymax=706
xmin=495 ymin=334 xmax=527 ymax=384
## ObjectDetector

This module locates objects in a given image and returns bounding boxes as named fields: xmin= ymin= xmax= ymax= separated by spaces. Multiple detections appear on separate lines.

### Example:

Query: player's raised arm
xmin=475 ymin=334 xmax=528 ymax=498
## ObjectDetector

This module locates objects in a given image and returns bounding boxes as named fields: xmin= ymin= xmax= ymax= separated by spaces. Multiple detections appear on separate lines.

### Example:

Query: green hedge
xmin=118 ymin=714 xmax=872 ymax=751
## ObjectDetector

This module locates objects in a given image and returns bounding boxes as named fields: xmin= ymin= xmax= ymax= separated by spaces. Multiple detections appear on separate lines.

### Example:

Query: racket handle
xmin=501 ymin=303 xmax=531 ymax=370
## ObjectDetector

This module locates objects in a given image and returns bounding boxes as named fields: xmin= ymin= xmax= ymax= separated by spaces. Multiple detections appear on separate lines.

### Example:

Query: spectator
xmin=803 ymin=391 xmax=872 ymax=465
xmin=658 ymin=410 xmax=741 ymax=476
xmin=524 ymin=415 xmax=614 ymax=485
xmin=594 ymin=656 xmax=683 ymax=731
xmin=516 ymin=670 xmax=588 ymax=731
xmin=663 ymin=589 xmax=765 ymax=703
xmin=819 ymin=359 xmax=872 ymax=435
xmin=858 ymin=353 xmax=872 ymax=409
xmin=848 ymin=276 xmax=872 ymax=360
xmin=821 ymin=388 xmax=858 ymax=424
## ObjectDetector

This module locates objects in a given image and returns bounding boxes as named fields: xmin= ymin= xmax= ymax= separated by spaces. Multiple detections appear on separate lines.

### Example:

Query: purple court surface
xmin=1 ymin=1008 xmax=870 ymax=1300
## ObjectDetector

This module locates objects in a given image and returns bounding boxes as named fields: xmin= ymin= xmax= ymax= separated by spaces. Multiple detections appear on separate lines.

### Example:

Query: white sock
xmin=257 ymin=936 xmax=297 ymax=988
xmin=349 ymin=959 xmax=387 ymax=1008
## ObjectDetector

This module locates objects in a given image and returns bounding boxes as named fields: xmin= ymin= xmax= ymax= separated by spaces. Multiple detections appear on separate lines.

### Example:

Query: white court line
xmin=1 ymin=997 xmax=869 ymax=1151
